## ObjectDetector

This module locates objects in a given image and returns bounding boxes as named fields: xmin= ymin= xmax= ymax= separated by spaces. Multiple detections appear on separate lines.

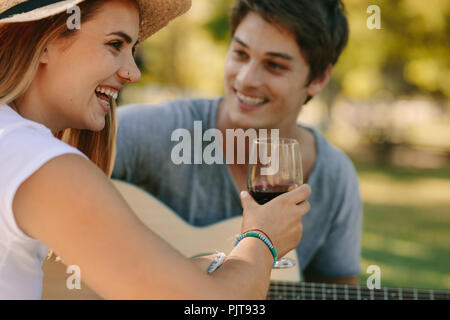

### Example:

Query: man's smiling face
xmin=223 ymin=12 xmax=314 ymax=130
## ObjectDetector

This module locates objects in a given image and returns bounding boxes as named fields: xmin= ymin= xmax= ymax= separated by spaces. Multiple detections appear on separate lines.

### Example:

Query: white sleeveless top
xmin=0 ymin=104 xmax=86 ymax=299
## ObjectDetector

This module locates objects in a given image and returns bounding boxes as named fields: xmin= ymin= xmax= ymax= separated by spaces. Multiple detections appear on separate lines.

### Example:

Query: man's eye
xmin=234 ymin=50 xmax=247 ymax=59
xmin=267 ymin=61 xmax=287 ymax=71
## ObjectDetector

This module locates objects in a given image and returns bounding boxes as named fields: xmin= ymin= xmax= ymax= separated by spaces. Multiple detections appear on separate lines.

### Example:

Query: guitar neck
xmin=268 ymin=281 xmax=450 ymax=300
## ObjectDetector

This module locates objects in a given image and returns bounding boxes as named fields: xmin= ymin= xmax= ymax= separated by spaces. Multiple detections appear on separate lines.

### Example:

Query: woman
xmin=0 ymin=0 xmax=311 ymax=299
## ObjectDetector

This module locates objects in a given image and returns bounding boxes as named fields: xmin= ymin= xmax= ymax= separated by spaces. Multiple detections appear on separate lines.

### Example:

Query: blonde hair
xmin=0 ymin=0 xmax=116 ymax=176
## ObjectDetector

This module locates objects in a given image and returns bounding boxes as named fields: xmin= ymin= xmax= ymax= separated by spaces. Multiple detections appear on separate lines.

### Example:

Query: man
xmin=113 ymin=0 xmax=362 ymax=285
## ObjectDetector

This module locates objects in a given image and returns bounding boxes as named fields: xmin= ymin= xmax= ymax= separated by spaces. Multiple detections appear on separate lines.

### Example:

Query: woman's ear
xmin=40 ymin=48 xmax=49 ymax=64
xmin=306 ymin=64 xmax=333 ymax=97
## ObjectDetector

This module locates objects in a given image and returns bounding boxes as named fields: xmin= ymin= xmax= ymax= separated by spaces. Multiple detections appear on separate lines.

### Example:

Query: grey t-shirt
xmin=112 ymin=97 xmax=363 ymax=278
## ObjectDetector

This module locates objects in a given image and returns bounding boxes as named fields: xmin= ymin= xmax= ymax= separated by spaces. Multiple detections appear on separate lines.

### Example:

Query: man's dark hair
xmin=230 ymin=0 xmax=349 ymax=87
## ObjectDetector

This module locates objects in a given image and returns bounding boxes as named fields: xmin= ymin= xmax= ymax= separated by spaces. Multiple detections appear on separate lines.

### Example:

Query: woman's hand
xmin=239 ymin=184 xmax=312 ymax=258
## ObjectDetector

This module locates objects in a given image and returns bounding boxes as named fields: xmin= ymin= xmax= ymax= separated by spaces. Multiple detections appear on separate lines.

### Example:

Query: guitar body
xmin=41 ymin=180 xmax=300 ymax=299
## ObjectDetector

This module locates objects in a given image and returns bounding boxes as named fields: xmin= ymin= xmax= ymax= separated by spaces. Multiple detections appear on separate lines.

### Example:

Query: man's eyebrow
xmin=108 ymin=31 xmax=139 ymax=46
xmin=233 ymin=36 xmax=293 ymax=61
xmin=266 ymin=52 xmax=293 ymax=61
xmin=233 ymin=36 xmax=248 ymax=48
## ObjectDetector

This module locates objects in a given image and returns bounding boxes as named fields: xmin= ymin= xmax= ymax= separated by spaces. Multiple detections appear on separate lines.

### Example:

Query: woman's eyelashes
xmin=108 ymin=40 xmax=124 ymax=52
xmin=107 ymin=40 xmax=137 ymax=56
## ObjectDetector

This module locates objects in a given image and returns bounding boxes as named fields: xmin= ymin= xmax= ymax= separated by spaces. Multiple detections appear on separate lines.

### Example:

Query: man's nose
xmin=236 ymin=61 xmax=262 ymax=89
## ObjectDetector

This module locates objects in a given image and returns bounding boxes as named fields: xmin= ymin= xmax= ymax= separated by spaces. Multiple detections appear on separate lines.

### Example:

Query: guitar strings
xmin=266 ymin=290 xmax=449 ymax=300
xmin=269 ymin=280 xmax=450 ymax=296
xmin=267 ymin=284 xmax=449 ymax=300
xmin=267 ymin=289 xmax=449 ymax=300
xmin=267 ymin=281 xmax=450 ymax=300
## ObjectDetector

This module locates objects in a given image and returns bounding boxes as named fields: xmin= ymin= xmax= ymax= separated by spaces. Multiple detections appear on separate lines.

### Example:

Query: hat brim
xmin=0 ymin=0 xmax=85 ymax=24
xmin=0 ymin=0 xmax=191 ymax=42
xmin=136 ymin=0 xmax=191 ymax=42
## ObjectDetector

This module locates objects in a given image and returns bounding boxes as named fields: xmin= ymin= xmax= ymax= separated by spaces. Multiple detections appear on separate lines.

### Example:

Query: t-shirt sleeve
xmin=304 ymin=157 xmax=363 ymax=278
xmin=0 ymin=127 xmax=87 ymax=240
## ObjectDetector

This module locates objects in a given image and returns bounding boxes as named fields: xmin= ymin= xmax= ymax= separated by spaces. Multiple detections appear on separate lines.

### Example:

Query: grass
xmin=354 ymin=161 xmax=450 ymax=291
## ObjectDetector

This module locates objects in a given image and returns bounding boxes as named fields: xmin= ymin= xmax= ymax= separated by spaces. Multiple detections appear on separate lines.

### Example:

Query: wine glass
xmin=247 ymin=137 xmax=303 ymax=269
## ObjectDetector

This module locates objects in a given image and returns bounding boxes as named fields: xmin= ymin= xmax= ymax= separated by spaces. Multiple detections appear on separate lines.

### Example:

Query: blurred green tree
xmin=336 ymin=0 xmax=450 ymax=104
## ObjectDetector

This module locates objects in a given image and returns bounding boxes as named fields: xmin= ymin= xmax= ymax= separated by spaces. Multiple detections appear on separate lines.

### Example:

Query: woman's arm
xmin=13 ymin=154 xmax=310 ymax=299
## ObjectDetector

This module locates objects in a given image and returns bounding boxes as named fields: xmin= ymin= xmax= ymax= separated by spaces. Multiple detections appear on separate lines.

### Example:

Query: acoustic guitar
xmin=41 ymin=180 xmax=449 ymax=300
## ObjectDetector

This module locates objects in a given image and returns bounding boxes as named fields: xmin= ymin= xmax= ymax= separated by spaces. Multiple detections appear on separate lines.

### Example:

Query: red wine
xmin=249 ymin=184 xmax=299 ymax=205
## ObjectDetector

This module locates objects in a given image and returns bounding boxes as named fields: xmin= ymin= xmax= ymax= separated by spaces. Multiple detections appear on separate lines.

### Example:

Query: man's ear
xmin=306 ymin=64 xmax=333 ymax=97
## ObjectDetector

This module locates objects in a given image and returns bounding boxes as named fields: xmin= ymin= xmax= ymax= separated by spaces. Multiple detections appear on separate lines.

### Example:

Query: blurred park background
xmin=118 ymin=0 xmax=450 ymax=291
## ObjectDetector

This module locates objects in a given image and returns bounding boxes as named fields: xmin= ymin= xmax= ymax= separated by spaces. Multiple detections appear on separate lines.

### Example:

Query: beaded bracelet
xmin=235 ymin=231 xmax=278 ymax=267
xmin=243 ymin=229 xmax=274 ymax=248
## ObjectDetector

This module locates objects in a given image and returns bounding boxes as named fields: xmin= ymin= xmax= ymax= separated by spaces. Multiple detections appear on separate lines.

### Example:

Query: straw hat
xmin=0 ymin=0 xmax=191 ymax=42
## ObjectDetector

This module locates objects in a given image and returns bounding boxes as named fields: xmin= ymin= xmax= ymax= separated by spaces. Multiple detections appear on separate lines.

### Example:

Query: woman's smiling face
xmin=35 ymin=0 xmax=141 ymax=132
